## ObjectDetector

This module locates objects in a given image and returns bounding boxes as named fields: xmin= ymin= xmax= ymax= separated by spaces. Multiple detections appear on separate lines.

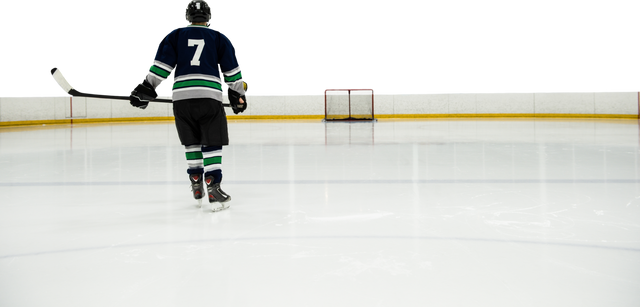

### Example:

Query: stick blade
xmin=51 ymin=67 xmax=74 ymax=94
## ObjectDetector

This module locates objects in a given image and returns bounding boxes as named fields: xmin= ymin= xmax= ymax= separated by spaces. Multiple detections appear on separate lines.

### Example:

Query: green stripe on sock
xmin=186 ymin=152 xmax=203 ymax=160
xmin=204 ymin=156 xmax=222 ymax=166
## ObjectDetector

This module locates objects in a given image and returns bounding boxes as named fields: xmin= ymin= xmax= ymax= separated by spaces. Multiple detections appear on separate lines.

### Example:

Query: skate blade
xmin=211 ymin=202 xmax=230 ymax=212
xmin=197 ymin=198 xmax=203 ymax=208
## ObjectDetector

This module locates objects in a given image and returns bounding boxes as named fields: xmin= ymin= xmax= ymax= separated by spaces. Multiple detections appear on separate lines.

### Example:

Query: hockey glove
xmin=130 ymin=80 xmax=158 ymax=110
xmin=129 ymin=95 xmax=149 ymax=109
xmin=228 ymin=88 xmax=247 ymax=114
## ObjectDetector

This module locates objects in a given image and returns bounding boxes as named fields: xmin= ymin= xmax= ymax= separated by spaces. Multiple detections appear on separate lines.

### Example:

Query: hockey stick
xmin=51 ymin=68 xmax=231 ymax=107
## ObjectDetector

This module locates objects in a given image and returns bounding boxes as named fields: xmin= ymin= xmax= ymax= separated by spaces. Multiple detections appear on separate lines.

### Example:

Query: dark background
xmin=0 ymin=0 xmax=640 ymax=94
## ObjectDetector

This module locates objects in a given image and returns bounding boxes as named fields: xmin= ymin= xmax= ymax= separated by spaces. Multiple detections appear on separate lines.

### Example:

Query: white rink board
xmin=0 ymin=92 xmax=638 ymax=123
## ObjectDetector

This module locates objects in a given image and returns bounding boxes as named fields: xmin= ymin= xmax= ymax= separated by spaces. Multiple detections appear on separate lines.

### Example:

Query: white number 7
xmin=188 ymin=39 xmax=205 ymax=66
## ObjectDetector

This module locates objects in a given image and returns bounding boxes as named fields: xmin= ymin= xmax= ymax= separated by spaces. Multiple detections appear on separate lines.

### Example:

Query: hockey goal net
xmin=324 ymin=89 xmax=375 ymax=121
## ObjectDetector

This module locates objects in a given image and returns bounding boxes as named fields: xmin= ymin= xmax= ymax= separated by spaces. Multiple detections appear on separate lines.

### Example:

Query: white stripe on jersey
xmin=175 ymin=74 xmax=221 ymax=83
xmin=222 ymin=66 xmax=241 ymax=77
xmin=154 ymin=61 xmax=174 ymax=72
xmin=173 ymin=87 xmax=221 ymax=93
xmin=148 ymin=73 xmax=166 ymax=83
xmin=227 ymin=79 xmax=244 ymax=85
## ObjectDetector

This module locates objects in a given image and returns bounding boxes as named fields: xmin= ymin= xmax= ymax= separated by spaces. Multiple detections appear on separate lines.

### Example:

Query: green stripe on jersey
xmin=224 ymin=72 xmax=242 ymax=83
xmin=186 ymin=152 xmax=203 ymax=160
xmin=150 ymin=66 xmax=170 ymax=78
xmin=203 ymin=156 xmax=222 ymax=166
xmin=173 ymin=80 xmax=222 ymax=90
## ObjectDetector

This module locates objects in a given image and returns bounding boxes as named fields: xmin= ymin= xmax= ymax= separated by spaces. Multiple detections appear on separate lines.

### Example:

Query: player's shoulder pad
xmin=153 ymin=25 xmax=185 ymax=58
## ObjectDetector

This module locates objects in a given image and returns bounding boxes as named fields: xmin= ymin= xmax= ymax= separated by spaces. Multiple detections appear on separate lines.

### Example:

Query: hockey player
xmin=129 ymin=0 xmax=246 ymax=209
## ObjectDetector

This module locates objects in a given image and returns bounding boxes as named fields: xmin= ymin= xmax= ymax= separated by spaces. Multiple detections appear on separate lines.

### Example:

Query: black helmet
xmin=186 ymin=0 xmax=211 ymax=23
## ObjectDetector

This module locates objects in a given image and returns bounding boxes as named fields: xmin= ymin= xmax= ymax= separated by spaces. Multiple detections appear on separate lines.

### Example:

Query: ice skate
xmin=189 ymin=173 xmax=205 ymax=206
xmin=205 ymin=176 xmax=231 ymax=212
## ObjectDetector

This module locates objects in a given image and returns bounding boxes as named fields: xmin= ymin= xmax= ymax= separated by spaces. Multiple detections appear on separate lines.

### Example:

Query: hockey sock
xmin=202 ymin=145 xmax=223 ymax=183
xmin=185 ymin=145 xmax=204 ymax=175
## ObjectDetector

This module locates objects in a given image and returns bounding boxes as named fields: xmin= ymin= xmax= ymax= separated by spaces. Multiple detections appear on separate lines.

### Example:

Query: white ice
xmin=1 ymin=118 xmax=639 ymax=306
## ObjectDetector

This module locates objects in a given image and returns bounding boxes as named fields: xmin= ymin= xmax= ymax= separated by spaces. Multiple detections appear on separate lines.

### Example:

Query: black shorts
xmin=172 ymin=98 xmax=229 ymax=146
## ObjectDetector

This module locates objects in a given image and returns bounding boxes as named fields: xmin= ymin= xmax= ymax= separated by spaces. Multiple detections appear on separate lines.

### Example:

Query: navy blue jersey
xmin=145 ymin=25 xmax=244 ymax=102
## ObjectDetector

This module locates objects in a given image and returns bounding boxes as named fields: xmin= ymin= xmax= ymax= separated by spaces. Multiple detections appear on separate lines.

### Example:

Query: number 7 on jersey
xmin=188 ymin=39 xmax=205 ymax=66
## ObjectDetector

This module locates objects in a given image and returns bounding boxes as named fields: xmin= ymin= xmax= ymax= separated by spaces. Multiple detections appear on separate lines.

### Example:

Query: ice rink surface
xmin=1 ymin=118 xmax=639 ymax=306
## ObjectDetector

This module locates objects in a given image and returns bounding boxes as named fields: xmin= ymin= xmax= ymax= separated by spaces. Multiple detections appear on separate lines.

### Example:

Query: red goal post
xmin=324 ymin=89 xmax=375 ymax=121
